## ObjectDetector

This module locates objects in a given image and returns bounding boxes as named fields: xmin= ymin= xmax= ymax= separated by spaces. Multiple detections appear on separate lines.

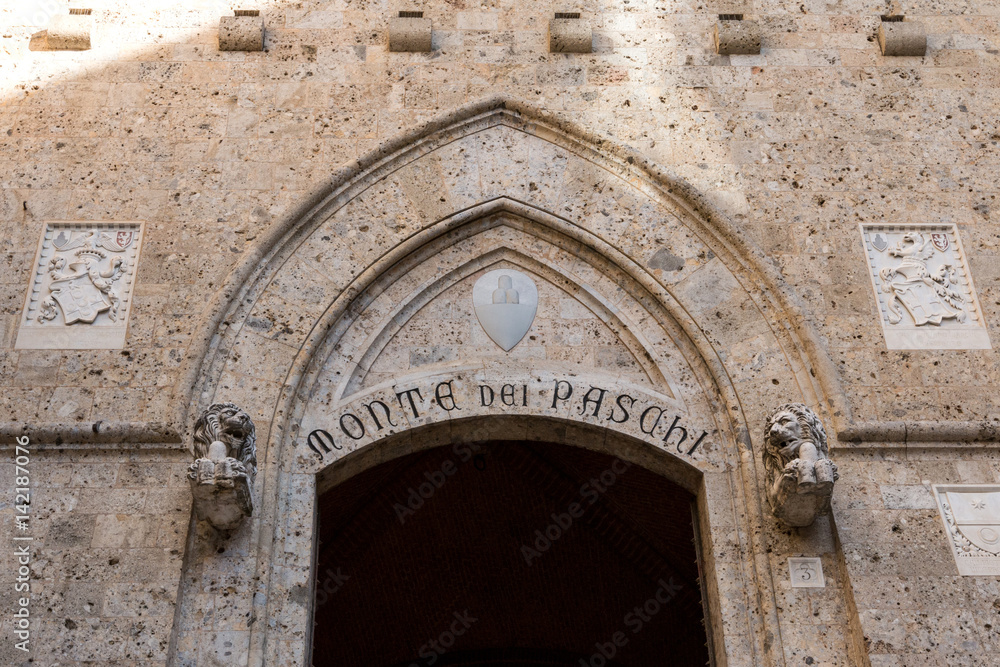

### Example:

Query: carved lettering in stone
xmin=861 ymin=224 xmax=991 ymax=350
xmin=763 ymin=403 xmax=838 ymax=527
xmin=299 ymin=373 xmax=711 ymax=464
xmin=16 ymin=223 xmax=144 ymax=350
xmin=188 ymin=403 xmax=257 ymax=531
xmin=933 ymin=485 xmax=1000 ymax=576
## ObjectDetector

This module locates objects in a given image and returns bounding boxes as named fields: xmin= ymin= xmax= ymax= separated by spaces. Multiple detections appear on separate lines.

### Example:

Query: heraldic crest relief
xmin=16 ymin=223 xmax=144 ymax=350
xmin=933 ymin=485 xmax=1000 ymax=576
xmin=38 ymin=229 xmax=134 ymax=324
xmin=861 ymin=224 xmax=991 ymax=350
xmin=878 ymin=232 xmax=964 ymax=326
xmin=472 ymin=268 xmax=539 ymax=352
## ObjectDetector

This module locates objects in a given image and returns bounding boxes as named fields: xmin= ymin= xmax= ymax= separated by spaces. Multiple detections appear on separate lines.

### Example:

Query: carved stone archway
xmin=168 ymin=98 xmax=860 ymax=667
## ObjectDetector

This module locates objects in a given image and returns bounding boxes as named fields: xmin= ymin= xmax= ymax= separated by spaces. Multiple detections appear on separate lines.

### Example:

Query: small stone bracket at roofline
xmin=714 ymin=14 xmax=761 ymax=55
xmin=550 ymin=12 xmax=592 ymax=53
xmin=219 ymin=10 xmax=264 ymax=52
xmin=45 ymin=8 xmax=92 ymax=50
xmin=390 ymin=11 xmax=433 ymax=52
xmin=878 ymin=15 xmax=927 ymax=56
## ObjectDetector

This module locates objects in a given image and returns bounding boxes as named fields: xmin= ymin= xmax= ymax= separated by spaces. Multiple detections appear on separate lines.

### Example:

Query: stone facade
xmin=0 ymin=1 xmax=998 ymax=666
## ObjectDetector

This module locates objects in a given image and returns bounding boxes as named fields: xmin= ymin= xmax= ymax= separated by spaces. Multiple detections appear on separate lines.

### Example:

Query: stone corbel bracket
xmin=762 ymin=403 xmax=838 ymax=527
xmin=550 ymin=13 xmax=592 ymax=53
xmin=389 ymin=12 xmax=433 ymax=52
xmin=878 ymin=15 xmax=927 ymax=56
xmin=220 ymin=10 xmax=264 ymax=52
xmin=45 ymin=9 xmax=92 ymax=50
xmin=188 ymin=403 xmax=258 ymax=531
xmin=714 ymin=15 xmax=761 ymax=55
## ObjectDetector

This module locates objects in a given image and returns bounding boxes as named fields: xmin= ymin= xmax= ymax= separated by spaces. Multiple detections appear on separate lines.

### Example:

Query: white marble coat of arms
xmin=39 ymin=229 xmax=134 ymax=324
xmin=861 ymin=224 xmax=990 ymax=350
xmin=16 ymin=223 xmax=143 ymax=350
xmin=934 ymin=485 xmax=1000 ymax=576
xmin=472 ymin=269 xmax=538 ymax=351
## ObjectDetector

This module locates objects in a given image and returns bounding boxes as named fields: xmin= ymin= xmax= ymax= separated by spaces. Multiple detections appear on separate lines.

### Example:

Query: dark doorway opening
xmin=312 ymin=440 xmax=710 ymax=666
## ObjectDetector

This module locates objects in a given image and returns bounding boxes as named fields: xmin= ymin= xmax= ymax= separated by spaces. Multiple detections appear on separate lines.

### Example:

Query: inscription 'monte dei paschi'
xmin=305 ymin=377 xmax=709 ymax=461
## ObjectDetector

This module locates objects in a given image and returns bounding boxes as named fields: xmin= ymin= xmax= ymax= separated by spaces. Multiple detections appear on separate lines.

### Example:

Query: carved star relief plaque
xmin=16 ymin=222 xmax=144 ymax=350
xmin=861 ymin=224 xmax=991 ymax=350
xmin=933 ymin=485 xmax=1000 ymax=576
xmin=472 ymin=269 xmax=538 ymax=351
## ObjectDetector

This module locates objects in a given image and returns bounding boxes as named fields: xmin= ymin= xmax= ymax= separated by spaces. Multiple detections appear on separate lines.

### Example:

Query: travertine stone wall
xmin=0 ymin=0 xmax=998 ymax=666
xmin=0 ymin=450 xmax=190 ymax=665
xmin=834 ymin=451 xmax=1000 ymax=666
xmin=0 ymin=0 xmax=996 ymax=425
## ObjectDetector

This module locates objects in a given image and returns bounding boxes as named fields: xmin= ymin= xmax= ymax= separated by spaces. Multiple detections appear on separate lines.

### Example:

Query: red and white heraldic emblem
xmin=931 ymin=233 xmax=949 ymax=252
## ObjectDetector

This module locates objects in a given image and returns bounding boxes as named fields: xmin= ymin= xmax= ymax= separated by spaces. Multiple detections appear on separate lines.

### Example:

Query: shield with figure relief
xmin=51 ymin=271 xmax=111 ymax=324
xmin=472 ymin=269 xmax=538 ymax=351
xmin=931 ymin=233 xmax=949 ymax=252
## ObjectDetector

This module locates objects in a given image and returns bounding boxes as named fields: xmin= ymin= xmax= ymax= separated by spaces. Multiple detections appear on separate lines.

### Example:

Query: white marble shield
xmin=944 ymin=490 xmax=1000 ymax=555
xmin=473 ymin=269 xmax=538 ymax=351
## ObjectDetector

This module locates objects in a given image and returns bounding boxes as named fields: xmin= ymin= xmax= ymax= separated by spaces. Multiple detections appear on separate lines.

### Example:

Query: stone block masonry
xmin=0 ymin=1 xmax=997 ymax=666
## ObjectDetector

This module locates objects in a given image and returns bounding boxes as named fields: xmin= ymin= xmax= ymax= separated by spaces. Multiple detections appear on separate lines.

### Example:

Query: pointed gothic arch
xmin=168 ymin=97 xmax=853 ymax=667
xmin=176 ymin=96 xmax=847 ymax=440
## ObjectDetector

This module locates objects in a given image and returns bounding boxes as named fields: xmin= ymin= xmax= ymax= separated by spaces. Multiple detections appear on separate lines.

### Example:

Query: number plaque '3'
xmin=788 ymin=557 xmax=825 ymax=588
